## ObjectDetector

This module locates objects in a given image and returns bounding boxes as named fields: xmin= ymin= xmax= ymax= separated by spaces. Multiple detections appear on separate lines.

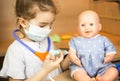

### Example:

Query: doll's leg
xmin=96 ymin=67 xmax=118 ymax=81
xmin=73 ymin=69 xmax=93 ymax=81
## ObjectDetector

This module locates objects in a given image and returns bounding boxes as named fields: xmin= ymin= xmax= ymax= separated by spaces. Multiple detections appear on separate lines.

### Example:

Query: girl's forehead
xmin=30 ymin=11 xmax=55 ymax=24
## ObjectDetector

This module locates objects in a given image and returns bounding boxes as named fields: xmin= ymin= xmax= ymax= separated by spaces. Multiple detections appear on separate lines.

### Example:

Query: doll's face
xmin=78 ymin=11 xmax=101 ymax=38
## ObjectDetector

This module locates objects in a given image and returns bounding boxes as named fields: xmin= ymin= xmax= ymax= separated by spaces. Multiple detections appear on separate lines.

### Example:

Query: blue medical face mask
xmin=24 ymin=24 xmax=51 ymax=42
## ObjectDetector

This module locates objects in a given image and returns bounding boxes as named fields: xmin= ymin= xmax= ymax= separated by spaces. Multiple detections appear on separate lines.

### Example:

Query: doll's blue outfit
xmin=69 ymin=34 xmax=116 ymax=77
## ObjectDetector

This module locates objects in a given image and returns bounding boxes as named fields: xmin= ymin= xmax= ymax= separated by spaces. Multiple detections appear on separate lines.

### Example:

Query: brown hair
xmin=15 ymin=0 xmax=58 ymax=38
xmin=16 ymin=0 xmax=58 ymax=20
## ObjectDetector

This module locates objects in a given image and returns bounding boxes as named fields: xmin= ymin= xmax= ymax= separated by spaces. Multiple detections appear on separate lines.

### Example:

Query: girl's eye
xmin=39 ymin=25 xmax=45 ymax=28
xmin=90 ymin=23 xmax=94 ymax=26
xmin=81 ymin=24 xmax=85 ymax=27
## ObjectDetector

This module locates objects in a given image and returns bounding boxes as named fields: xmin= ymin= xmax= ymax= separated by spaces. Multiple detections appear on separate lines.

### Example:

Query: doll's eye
xmin=81 ymin=24 xmax=85 ymax=27
xmin=90 ymin=23 xmax=94 ymax=26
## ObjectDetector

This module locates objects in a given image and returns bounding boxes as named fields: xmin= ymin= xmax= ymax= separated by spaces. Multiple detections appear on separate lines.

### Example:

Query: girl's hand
xmin=43 ymin=52 xmax=64 ymax=72
xmin=68 ymin=50 xmax=82 ymax=66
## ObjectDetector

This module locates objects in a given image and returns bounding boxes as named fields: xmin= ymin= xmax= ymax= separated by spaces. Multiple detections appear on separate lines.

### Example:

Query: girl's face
xmin=78 ymin=13 xmax=101 ymax=38
xmin=19 ymin=10 xmax=55 ymax=41
xmin=27 ymin=11 xmax=55 ymax=29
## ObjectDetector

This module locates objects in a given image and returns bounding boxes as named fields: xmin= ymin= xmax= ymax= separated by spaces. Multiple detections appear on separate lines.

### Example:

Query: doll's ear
xmin=18 ymin=18 xmax=29 ymax=29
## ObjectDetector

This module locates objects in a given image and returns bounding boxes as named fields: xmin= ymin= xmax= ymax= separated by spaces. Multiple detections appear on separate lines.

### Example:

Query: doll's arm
xmin=104 ymin=53 xmax=115 ymax=64
xmin=68 ymin=49 xmax=82 ymax=66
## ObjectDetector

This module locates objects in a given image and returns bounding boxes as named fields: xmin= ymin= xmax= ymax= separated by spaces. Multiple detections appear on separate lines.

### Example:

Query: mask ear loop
xmin=13 ymin=29 xmax=51 ymax=61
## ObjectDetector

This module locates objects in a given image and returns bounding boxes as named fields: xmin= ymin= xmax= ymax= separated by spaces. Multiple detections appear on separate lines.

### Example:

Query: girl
xmin=0 ymin=0 xmax=69 ymax=81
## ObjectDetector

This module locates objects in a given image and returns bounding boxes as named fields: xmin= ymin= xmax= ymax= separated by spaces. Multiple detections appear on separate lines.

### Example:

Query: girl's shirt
xmin=0 ymin=39 xmax=62 ymax=80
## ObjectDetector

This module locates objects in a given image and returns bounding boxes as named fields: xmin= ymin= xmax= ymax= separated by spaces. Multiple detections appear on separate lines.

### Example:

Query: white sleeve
xmin=0 ymin=42 xmax=25 ymax=79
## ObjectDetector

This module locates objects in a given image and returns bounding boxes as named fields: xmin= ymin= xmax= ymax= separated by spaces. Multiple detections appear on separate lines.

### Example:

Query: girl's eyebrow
xmin=39 ymin=22 xmax=49 ymax=25
xmin=39 ymin=19 xmax=55 ymax=25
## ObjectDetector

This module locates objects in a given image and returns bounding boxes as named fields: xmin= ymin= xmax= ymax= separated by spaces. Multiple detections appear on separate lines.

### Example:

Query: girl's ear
xmin=18 ymin=18 xmax=28 ymax=29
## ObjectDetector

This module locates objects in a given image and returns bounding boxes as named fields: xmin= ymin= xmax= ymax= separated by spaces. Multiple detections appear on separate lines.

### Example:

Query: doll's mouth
xmin=85 ymin=30 xmax=91 ymax=33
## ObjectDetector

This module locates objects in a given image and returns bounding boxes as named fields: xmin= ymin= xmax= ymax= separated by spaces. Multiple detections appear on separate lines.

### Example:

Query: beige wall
xmin=0 ymin=0 xmax=120 ymax=42
xmin=0 ymin=0 xmax=16 ymax=41
xmin=89 ymin=0 xmax=120 ymax=35
xmin=51 ymin=0 xmax=90 ymax=34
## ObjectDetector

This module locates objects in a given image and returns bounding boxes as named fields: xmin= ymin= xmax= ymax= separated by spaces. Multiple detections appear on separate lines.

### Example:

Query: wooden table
xmin=48 ymin=70 xmax=75 ymax=81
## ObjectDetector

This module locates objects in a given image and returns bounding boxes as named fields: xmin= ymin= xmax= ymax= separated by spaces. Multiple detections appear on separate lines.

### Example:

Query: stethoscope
xmin=13 ymin=29 xmax=51 ymax=61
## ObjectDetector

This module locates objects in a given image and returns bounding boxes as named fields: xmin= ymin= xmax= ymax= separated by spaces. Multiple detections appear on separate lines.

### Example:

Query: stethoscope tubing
xmin=13 ymin=29 xmax=51 ymax=54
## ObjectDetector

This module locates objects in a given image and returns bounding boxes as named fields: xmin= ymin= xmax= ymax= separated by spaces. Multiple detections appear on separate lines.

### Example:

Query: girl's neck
xmin=21 ymin=37 xmax=34 ymax=42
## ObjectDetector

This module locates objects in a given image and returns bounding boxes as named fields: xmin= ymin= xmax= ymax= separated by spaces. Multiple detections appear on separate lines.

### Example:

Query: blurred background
xmin=0 ymin=0 xmax=120 ymax=41
xmin=0 ymin=0 xmax=120 ymax=55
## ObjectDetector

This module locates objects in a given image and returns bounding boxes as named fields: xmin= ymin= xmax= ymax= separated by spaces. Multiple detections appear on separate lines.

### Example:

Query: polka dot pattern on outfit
xmin=69 ymin=35 xmax=116 ymax=77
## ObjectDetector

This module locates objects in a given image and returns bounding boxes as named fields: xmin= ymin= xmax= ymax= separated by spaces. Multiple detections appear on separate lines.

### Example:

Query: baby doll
xmin=68 ymin=10 xmax=118 ymax=81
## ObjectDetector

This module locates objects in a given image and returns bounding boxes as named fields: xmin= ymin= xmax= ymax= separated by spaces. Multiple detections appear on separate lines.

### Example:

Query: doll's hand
xmin=68 ymin=50 xmax=82 ymax=66
xmin=104 ymin=56 xmax=111 ymax=64
xmin=104 ymin=54 xmax=115 ymax=64
xmin=73 ymin=57 xmax=82 ymax=66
